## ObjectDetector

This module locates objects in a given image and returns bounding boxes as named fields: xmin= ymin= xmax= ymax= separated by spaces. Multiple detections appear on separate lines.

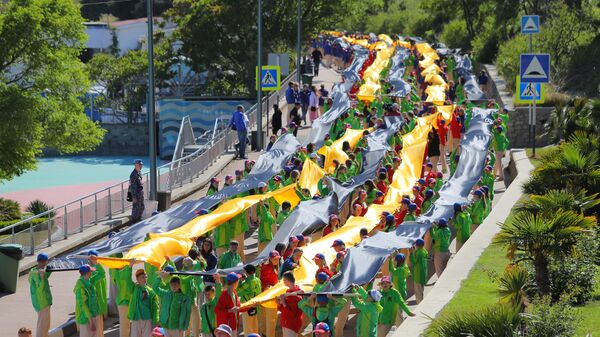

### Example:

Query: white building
xmin=84 ymin=17 xmax=176 ymax=56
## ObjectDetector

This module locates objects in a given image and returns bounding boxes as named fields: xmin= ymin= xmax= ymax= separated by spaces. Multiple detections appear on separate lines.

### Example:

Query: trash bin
xmin=157 ymin=191 xmax=172 ymax=212
xmin=0 ymin=244 xmax=24 ymax=293
xmin=301 ymin=73 xmax=314 ymax=86
xmin=251 ymin=130 xmax=266 ymax=151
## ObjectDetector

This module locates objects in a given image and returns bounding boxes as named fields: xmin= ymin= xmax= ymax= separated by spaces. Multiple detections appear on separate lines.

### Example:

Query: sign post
xmin=520 ymin=14 xmax=542 ymax=157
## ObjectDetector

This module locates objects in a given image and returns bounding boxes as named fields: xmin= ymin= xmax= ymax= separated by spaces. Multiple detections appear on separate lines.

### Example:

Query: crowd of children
xmin=29 ymin=33 xmax=507 ymax=337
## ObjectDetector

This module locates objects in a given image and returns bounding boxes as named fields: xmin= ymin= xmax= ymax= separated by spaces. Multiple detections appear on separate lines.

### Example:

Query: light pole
xmin=147 ymin=0 xmax=157 ymax=200
xmin=256 ymin=0 xmax=263 ymax=150
xmin=297 ymin=0 xmax=301 ymax=84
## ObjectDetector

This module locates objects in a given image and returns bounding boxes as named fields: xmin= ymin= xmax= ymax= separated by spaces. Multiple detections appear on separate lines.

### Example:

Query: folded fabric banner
xmin=47 ymin=134 xmax=301 ymax=270
xmin=304 ymin=92 xmax=351 ymax=148
xmin=298 ymin=158 xmax=327 ymax=197
xmin=342 ymin=45 xmax=369 ymax=83
xmin=454 ymin=54 xmax=487 ymax=101
xmin=318 ymin=128 xmax=369 ymax=173
xmin=322 ymin=108 xmax=494 ymax=291
xmin=388 ymin=46 xmax=412 ymax=98
xmin=357 ymin=41 xmax=395 ymax=102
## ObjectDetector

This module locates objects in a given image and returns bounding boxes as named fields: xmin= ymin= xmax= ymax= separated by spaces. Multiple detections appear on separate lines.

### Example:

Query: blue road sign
xmin=520 ymin=54 xmax=550 ymax=83
xmin=521 ymin=15 xmax=540 ymax=34
xmin=256 ymin=66 xmax=281 ymax=91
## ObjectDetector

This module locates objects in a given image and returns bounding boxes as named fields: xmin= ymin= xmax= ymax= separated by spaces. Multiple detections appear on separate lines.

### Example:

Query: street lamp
xmin=147 ymin=0 xmax=157 ymax=200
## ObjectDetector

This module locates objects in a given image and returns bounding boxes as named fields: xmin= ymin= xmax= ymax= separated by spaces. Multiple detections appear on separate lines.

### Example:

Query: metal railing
xmin=0 ymin=70 xmax=297 ymax=255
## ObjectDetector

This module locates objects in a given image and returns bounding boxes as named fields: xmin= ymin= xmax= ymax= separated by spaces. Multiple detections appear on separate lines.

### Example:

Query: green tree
xmin=0 ymin=0 xmax=105 ymax=182
xmin=517 ymin=189 xmax=600 ymax=217
xmin=495 ymin=210 xmax=595 ymax=295
xmin=168 ymin=0 xmax=381 ymax=96
xmin=497 ymin=266 xmax=531 ymax=310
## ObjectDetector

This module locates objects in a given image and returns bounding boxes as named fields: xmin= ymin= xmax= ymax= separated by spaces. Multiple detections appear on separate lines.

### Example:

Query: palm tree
xmin=516 ymin=189 xmax=600 ymax=217
xmin=494 ymin=210 xmax=595 ymax=295
xmin=497 ymin=265 xmax=531 ymax=310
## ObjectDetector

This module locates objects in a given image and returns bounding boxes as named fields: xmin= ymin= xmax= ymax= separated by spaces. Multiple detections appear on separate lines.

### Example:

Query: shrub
xmin=0 ymin=198 xmax=21 ymax=221
xmin=426 ymin=304 xmax=521 ymax=337
xmin=439 ymin=19 xmax=471 ymax=51
xmin=522 ymin=296 xmax=580 ymax=337
xmin=26 ymin=199 xmax=53 ymax=216
xmin=0 ymin=217 xmax=48 ymax=232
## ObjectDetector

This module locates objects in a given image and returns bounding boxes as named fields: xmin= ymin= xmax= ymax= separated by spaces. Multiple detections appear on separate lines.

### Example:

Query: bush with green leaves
xmin=426 ymin=304 xmax=521 ymax=337
xmin=26 ymin=199 xmax=54 ymax=217
xmin=0 ymin=198 xmax=21 ymax=222
xmin=439 ymin=19 xmax=471 ymax=51
xmin=522 ymin=296 xmax=580 ymax=337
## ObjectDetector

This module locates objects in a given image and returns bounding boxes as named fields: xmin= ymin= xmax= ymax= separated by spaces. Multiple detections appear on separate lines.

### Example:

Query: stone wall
xmin=481 ymin=64 xmax=553 ymax=148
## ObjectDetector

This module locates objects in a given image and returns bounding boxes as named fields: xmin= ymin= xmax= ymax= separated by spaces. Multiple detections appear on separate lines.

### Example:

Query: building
xmin=84 ymin=17 xmax=176 ymax=56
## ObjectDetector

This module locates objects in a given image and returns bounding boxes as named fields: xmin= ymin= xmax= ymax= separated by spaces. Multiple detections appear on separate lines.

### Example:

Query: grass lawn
xmin=525 ymin=145 xmax=557 ymax=168
xmin=577 ymin=267 xmax=600 ymax=336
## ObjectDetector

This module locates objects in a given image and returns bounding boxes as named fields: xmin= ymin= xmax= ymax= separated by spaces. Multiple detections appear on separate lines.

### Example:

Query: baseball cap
xmin=331 ymin=239 xmax=344 ymax=247
xmin=425 ymin=162 xmax=433 ymax=168
xmin=436 ymin=172 xmax=443 ymax=178
xmin=211 ymin=177 xmax=220 ymax=183
xmin=412 ymin=185 xmax=420 ymax=191
xmin=316 ymin=294 xmax=329 ymax=303
xmin=408 ymin=203 xmax=417 ymax=211
xmin=438 ymin=218 xmax=448 ymax=225
xmin=393 ymin=157 xmax=401 ymax=162
xmin=313 ymin=322 xmax=331 ymax=333
xmin=474 ymin=190 xmax=483 ymax=196
xmin=226 ymin=272 xmax=240 ymax=284
xmin=37 ymin=253 xmax=49 ymax=262
xmin=401 ymin=198 xmax=410 ymax=205
xmin=79 ymin=264 xmax=96 ymax=274
xmin=269 ymin=250 xmax=280 ymax=258
xmin=453 ymin=202 xmax=462 ymax=211
xmin=273 ymin=175 xmax=282 ymax=182
xmin=418 ymin=179 xmax=426 ymax=185
xmin=230 ymin=240 xmax=239 ymax=246
xmin=395 ymin=253 xmax=406 ymax=262
xmin=225 ymin=175 xmax=234 ymax=181
xmin=415 ymin=238 xmax=425 ymax=246
xmin=134 ymin=159 xmax=143 ymax=165
xmin=369 ymin=289 xmax=383 ymax=301
xmin=88 ymin=250 xmax=99 ymax=256
xmin=196 ymin=209 xmax=209 ymax=215
xmin=313 ymin=253 xmax=325 ymax=260
xmin=215 ymin=324 xmax=233 ymax=337
xmin=258 ymin=182 xmax=267 ymax=188
xmin=316 ymin=272 xmax=329 ymax=282
xmin=425 ymin=189 xmax=434 ymax=197
xmin=296 ymin=234 xmax=305 ymax=242
xmin=386 ymin=214 xmax=395 ymax=222
xmin=380 ymin=275 xmax=392 ymax=284
xmin=235 ymin=169 xmax=243 ymax=175
xmin=289 ymin=236 xmax=299 ymax=243
xmin=163 ymin=265 xmax=175 ymax=272
xmin=376 ymin=191 xmax=384 ymax=197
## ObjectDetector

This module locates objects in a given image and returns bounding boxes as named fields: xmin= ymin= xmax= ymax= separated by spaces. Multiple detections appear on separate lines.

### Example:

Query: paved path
xmin=0 ymin=67 xmax=341 ymax=337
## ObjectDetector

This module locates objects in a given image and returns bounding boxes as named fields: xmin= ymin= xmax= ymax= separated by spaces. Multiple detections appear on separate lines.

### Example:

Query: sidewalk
xmin=0 ymin=67 xmax=341 ymax=337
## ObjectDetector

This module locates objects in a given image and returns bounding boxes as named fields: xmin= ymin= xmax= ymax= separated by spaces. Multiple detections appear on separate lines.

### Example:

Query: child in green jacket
xmin=351 ymin=285 xmax=383 ymax=337
xmin=410 ymin=239 xmax=428 ymax=304
xmin=237 ymin=264 xmax=262 ymax=334
xmin=452 ymin=203 xmax=473 ymax=251
xmin=74 ymin=264 xmax=100 ymax=337
xmin=299 ymin=294 xmax=347 ymax=336
xmin=128 ymin=267 xmax=159 ymax=337
xmin=153 ymin=273 xmax=193 ymax=336
xmin=469 ymin=189 xmax=486 ymax=231
xmin=389 ymin=253 xmax=411 ymax=300
xmin=200 ymin=277 xmax=222 ymax=337
xmin=378 ymin=276 xmax=415 ymax=337
xmin=430 ymin=218 xmax=452 ymax=277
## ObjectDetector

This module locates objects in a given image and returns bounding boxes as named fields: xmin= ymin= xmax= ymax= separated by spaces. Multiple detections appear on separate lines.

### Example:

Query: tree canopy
xmin=0 ymin=0 xmax=105 ymax=182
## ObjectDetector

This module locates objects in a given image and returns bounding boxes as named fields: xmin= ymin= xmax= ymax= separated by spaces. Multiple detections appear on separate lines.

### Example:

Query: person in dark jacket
xmin=200 ymin=239 xmax=218 ymax=285
xmin=271 ymin=104 xmax=282 ymax=135
xmin=129 ymin=159 xmax=144 ymax=223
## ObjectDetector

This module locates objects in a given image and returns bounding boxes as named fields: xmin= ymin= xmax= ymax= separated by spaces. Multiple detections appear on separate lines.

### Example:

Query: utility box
xmin=157 ymin=191 xmax=172 ymax=212
xmin=0 ymin=244 xmax=24 ymax=293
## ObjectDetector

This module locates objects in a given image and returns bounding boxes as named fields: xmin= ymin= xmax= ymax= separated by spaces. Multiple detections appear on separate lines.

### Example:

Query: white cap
xmin=215 ymin=324 xmax=232 ymax=336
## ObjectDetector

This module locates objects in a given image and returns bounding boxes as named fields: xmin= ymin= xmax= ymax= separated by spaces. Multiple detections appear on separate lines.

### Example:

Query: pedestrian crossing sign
xmin=256 ymin=66 xmax=281 ymax=91
xmin=520 ymin=54 xmax=550 ymax=83
xmin=515 ymin=75 xmax=545 ymax=104
xmin=521 ymin=15 xmax=540 ymax=34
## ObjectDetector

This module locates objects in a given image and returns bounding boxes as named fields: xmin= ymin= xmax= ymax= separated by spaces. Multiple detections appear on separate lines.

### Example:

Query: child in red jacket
xmin=277 ymin=271 xmax=304 ymax=337
xmin=215 ymin=273 xmax=241 ymax=335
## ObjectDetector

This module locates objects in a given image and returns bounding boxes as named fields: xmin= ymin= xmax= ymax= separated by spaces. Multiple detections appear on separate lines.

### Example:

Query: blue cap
xmin=438 ymin=218 xmax=448 ymax=225
xmin=226 ymin=272 xmax=240 ymax=284
xmin=316 ymin=294 xmax=329 ymax=303
xmin=408 ymin=203 xmax=417 ymax=211
xmin=474 ymin=190 xmax=483 ymax=196
xmin=331 ymin=239 xmax=344 ymax=247
xmin=198 ymin=209 xmax=209 ymax=215
xmin=164 ymin=265 xmax=175 ymax=272
xmin=425 ymin=189 xmax=434 ymax=197
xmin=386 ymin=214 xmax=395 ymax=222
xmin=415 ymin=238 xmax=425 ymax=246
xmin=395 ymin=253 xmax=406 ymax=262
xmin=481 ymin=186 xmax=489 ymax=192
xmin=376 ymin=191 xmax=384 ymax=197
xmin=413 ymin=185 xmax=421 ymax=191
xmin=418 ymin=179 xmax=426 ymax=185
xmin=313 ymin=322 xmax=331 ymax=333
xmin=134 ymin=159 xmax=143 ymax=165
xmin=37 ymin=253 xmax=49 ymax=262
xmin=382 ymin=211 xmax=390 ymax=217
xmin=247 ymin=334 xmax=261 ymax=337
xmin=108 ymin=231 xmax=117 ymax=238
xmin=316 ymin=272 xmax=329 ymax=282
xmin=79 ymin=264 xmax=96 ymax=274
xmin=313 ymin=253 xmax=325 ymax=261
xmin=453 ymin=202 xmax=462 ymax=211
xmin=296 ymin=234 xmax=305 ymax=242
xmin=88 ymin=250 xmax=99 ymax=256
xmin=401 ymin=198 xmax=410 ymax=205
